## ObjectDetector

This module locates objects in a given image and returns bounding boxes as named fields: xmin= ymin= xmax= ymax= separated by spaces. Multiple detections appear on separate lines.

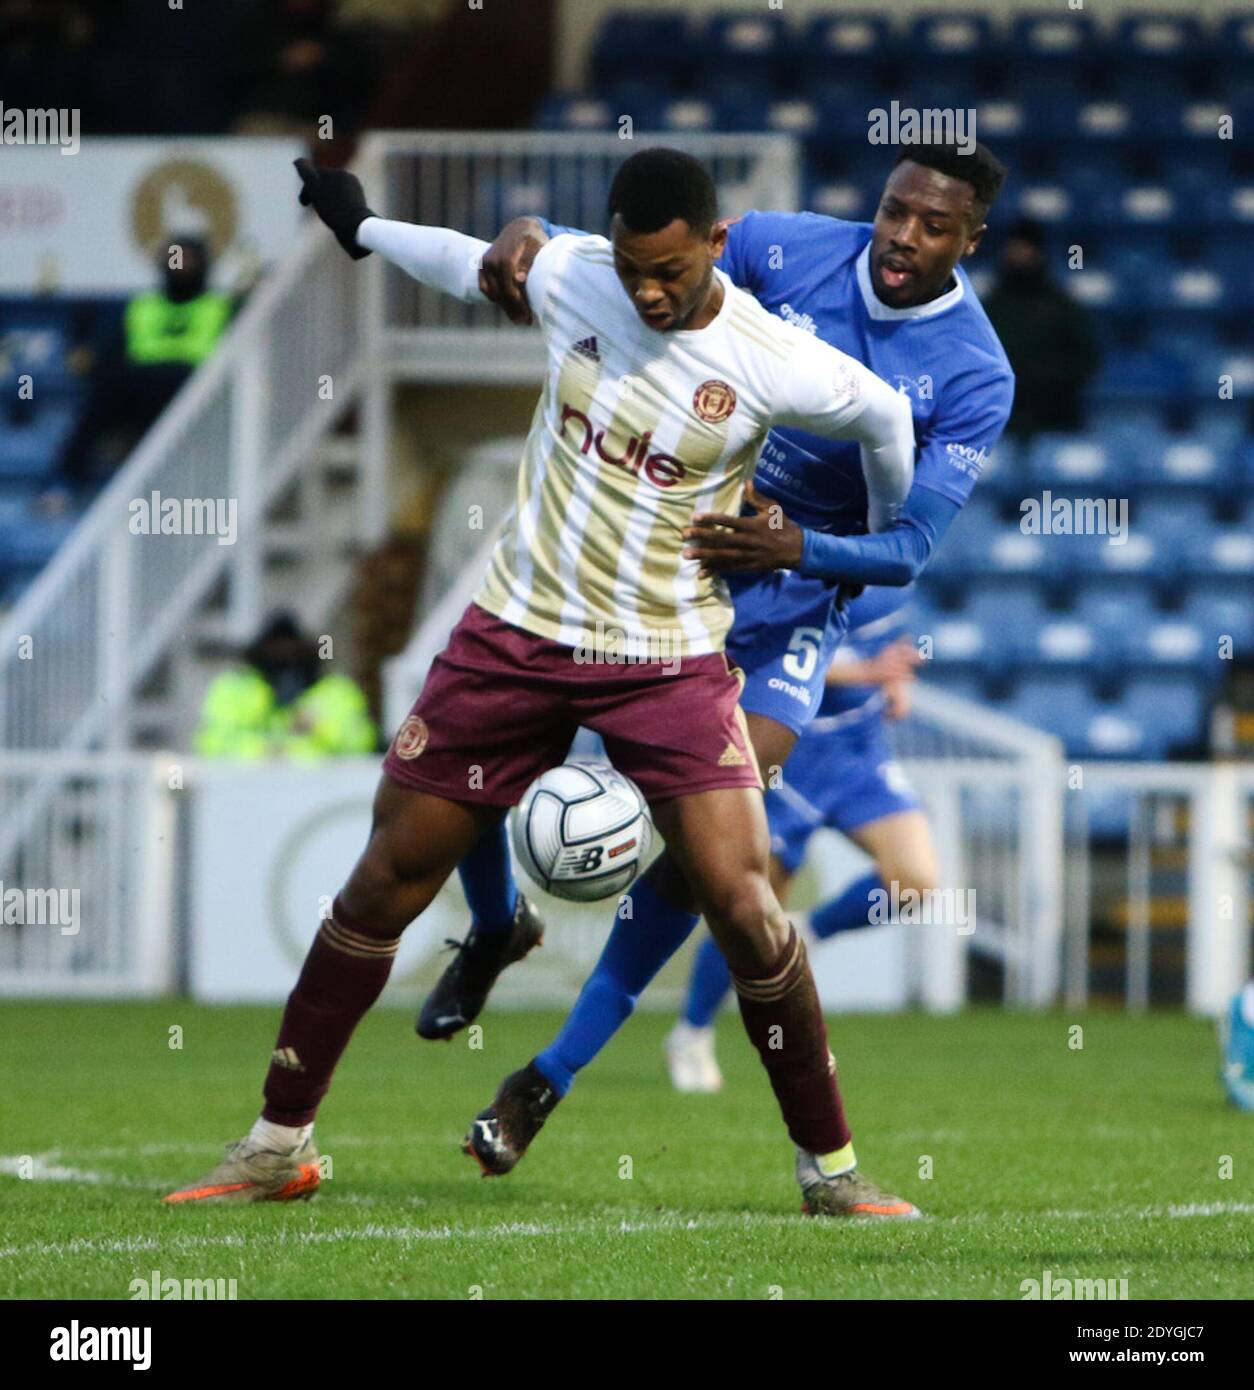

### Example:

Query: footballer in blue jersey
xmin=427 ymin=145 xmax=1015 ymax=1205
xmin=669 ymin=588 xmax=936 ymax=1093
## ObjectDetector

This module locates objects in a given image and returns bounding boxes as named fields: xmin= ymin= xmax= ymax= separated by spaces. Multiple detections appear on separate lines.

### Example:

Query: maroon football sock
xmin=261 ymin=902 xmax=399 ymax=1127
xmin=731 ymin=925 xmax=852 ymax=1155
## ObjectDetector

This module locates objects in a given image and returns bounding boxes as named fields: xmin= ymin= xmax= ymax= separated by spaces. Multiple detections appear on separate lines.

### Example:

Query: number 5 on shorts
xmin=782 ymin=626 xmax=825 ymax=682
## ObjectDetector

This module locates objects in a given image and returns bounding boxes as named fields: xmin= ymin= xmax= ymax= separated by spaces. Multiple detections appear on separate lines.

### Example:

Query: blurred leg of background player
xmin=671 ymin=807 xmax=936 ymax=1093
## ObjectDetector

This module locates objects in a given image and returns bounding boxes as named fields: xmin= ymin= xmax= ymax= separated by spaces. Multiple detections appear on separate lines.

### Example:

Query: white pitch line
xmin=0 ymin=1154 xmax=160 ymax=1191
xmin=3 ymin=1200 xmax=1253 ymax=1265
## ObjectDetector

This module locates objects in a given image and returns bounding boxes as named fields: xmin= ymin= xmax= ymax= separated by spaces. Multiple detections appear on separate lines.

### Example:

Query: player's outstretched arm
xmin=773 ymin=343 xmax=916 ymax=532
xmin=294 ymin=157 xmax=490 ymax=304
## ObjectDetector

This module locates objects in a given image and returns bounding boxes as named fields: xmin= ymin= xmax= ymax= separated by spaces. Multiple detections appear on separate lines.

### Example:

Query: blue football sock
xmin=683 ymin=935 xmax=732 ymax=1028
xmin=535 ymin=875 xmax=700 ymax=1095
xmin=457 ymin=819 xmax=518 ymax=935
xmin=810 ymin=869 xmax=885 ymax=940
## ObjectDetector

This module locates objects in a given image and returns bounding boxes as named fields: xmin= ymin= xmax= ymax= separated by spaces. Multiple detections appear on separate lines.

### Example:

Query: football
xmin=511 ymin=760 xmax=653 ymax=902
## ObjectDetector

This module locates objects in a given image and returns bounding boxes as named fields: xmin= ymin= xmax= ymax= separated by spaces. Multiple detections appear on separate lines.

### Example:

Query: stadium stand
xmin=2 ymin=7 xmax=1249 ymax=765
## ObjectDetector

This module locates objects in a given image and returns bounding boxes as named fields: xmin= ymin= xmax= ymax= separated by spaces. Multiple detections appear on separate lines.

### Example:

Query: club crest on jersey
xmin=693 ymin=379 xmax=737 ymax=424
xmin=392 ymin=715 xmax=429 ymax=760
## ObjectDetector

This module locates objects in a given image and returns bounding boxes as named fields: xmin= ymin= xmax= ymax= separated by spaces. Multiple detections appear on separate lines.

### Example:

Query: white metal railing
xmin=0 ymin=752 xmax=175 ymax=996
xmin=0 ymin=227 xmax=365 ymax=760
xmin=1062 ymin=763 xmax=1253 ymax=1016
xmin=373 ymin=130 xmax=801 ymax=381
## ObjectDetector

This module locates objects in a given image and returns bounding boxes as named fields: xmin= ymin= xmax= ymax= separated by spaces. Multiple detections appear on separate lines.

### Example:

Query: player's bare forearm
xmin=479 ymin=217 xmax=550 ymax=324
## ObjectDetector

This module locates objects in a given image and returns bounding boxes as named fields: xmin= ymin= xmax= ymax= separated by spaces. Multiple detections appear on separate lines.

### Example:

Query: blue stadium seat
xmin=1131 ymin=617 xmax=1217 ymax=680
xmin=922 ymin=613 xmax=987 ymax=676
xmin=534 ymin=93 xmax=621 ymax=133
xmin=1132 ymin=495 xmax=1218 ymax=544
xmin=1087 ymin=342 xmax=1191 ymax=407
xmin=0 ymin=402 xmax=77 ymax=482
xmin=1133 ymin=434 xmax=1227 ymax=499
xmin=918 ymin=670 xmax=988 ymax=707
xmin=797 ymin=13 xmax=895 ymax=89
xmin=661 ymin=95 xmax=719 ymax=133
xmin=1030 ymin=616 xmax=1107 ymax=676
xmin=1190 ymin=403 xmax=1249 ymax=454
xmin=590 ymin=15 xmax=694 ymax=90
xmin=0 ymin=304 xmax=81 ymax=397
xmin=702 ymin=12 xmax=789 ymax=90
xmin=1118 ymin=674 xmax=1208 ymax=758
xmin=907 ymin=12 xmax=995 ymax=65
xmin=803 ymin=179 xmax=873 ymax=223
xmin=1182 ymin=527 xmax=1254 ymax=582
xmin=1068 ymin=527 xmax=1172 ymax=592
xmin=962 ymin=526 xmax=1053 ymax=585
xmin=1215 ymin=17 xmax=1254 ymax=101
xmin=923 ymin=499 xmax=1009 ymax=592
xmin=1005 ymin=12 xmax=1099 ymax=73
xmin=1179 ymin=590 xmax=1254 ymax=656
xmin=0 ymin=513 xmax=77 ymax=569
xmin=960 ymin=585 xmax=1050 ymax=665
xmin=1108 ymin=14 xmax=1207 ymax=87
xmin=1006 ymin=674 xmax=1114 ymax=757
xmin=1025 ymin=434 xmax=1125 ymax=490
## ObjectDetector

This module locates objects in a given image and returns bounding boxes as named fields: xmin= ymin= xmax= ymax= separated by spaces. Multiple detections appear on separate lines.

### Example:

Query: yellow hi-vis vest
xmin=125 ymin=291 xmax=232 ymax=367
xmin=194 ymin=668 xmax=377 ymax=761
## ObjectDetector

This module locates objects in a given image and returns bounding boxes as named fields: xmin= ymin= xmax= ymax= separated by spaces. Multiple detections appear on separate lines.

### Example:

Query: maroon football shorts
xmin=382 ymin=602 xmax=762 ymax=808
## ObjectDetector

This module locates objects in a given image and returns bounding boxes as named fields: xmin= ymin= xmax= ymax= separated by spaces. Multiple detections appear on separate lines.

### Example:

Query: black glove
xmin=294 ymin=157 xmax=375 ymax=260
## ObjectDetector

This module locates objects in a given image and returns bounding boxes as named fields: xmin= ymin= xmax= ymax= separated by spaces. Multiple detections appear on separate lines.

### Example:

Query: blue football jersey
xmin=718 ymin=211 xmax=1014 ymax=534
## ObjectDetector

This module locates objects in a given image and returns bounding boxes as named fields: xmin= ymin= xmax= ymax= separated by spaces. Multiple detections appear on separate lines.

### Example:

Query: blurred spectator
xmin=62 ymin=236 xmax=232 ymax=481
xmin=231 ymin=0 xmax=377 ymax=137
xmin=983 ymin=218 xmax=1100 ymax=440
xmin=195 ymin=612 xmax=377 ymax=760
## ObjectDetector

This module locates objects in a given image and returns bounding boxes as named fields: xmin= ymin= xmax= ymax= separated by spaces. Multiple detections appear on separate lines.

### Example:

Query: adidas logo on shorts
xmin=718 ymin=742 xmax=746 ymax=767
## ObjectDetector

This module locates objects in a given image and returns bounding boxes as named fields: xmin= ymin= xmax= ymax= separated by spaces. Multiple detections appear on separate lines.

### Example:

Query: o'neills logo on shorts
xmin=693 ymin=379 xmax=737 ymax=424
xmin=392 ymin=715 xmax=429 ymax=760
xmin=560 ymin=403 xmax=687 ymax=488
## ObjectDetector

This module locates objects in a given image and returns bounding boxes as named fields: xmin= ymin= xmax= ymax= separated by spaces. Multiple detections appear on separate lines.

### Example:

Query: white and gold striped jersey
xmin=474 ymin=233 xmax=910 ymax=659
xmin=356 ymin=217 xmax=913 ymax=659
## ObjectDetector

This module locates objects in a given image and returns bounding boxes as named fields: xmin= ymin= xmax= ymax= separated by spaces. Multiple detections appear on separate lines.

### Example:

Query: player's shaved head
xmin=608 ymin=148 xmax=727 ymax=333
xmin=870 ymin=142 xmax=1008 ymax=309
xmin=608 ymin=147 xmax=719 ymax=237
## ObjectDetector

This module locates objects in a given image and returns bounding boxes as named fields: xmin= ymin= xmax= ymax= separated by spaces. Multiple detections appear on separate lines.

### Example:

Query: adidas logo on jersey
xmin=572 ymin=335 xmax=600 ymax=362
xmin=718 ymin=742 xmax=747 ymax=767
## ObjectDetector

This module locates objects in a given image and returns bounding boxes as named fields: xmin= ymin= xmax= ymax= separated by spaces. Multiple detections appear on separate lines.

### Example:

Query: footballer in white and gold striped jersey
xmin=470 ymin=230 xmax=912 ymax=659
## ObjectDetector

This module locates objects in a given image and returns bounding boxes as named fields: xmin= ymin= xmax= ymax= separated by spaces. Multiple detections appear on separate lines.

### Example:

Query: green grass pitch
xmin=2 ymin=1002 xmax=1251 ymax=1300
